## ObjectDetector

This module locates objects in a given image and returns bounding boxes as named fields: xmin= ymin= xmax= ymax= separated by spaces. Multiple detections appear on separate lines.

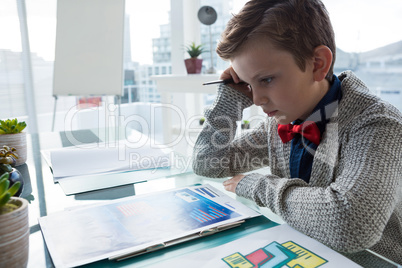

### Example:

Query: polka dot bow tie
xmin=277 ymin=121 xmax=321 ymax=145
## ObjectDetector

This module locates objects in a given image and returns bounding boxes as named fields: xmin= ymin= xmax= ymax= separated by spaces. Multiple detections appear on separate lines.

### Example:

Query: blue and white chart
xmin=39 ymin=184 xmax=260 ymax=267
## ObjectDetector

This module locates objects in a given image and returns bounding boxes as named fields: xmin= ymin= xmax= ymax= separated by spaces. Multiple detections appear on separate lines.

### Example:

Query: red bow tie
xmin=277 ymin=121 xmax=321 ymax=145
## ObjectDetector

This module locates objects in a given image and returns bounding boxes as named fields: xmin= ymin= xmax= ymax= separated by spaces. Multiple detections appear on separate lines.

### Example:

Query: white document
xmin=38 ymin=184 xmax=261 ymax=268
xmin=49 ymin=142 xmax=171 ymax=178
xmin=150 ymin=224 xmax=362 ymax=268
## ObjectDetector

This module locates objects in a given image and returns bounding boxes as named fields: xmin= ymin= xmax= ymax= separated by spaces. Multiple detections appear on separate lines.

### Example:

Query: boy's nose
xmin=252 ymin=89 xmax=269 ymax=106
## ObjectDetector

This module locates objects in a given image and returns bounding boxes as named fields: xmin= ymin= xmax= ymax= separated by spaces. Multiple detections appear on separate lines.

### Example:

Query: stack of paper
xmin=49 ymin=142 xmax=171 ymax=178
xmin=40 ymin=130 xmax=194 ymax=195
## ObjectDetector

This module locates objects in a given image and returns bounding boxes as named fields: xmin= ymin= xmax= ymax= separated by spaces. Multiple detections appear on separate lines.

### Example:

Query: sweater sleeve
xmin=192 ymin=84 xmax=270 ymax=178
xmin=236 ymin=106 xmax=402 ymax=254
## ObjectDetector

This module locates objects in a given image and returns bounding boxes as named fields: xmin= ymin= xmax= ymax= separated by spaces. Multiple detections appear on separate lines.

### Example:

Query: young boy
xmin=192 ymin=0 xmax=402 ymax=265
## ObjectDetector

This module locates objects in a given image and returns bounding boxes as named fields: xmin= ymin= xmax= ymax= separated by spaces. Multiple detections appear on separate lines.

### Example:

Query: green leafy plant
xmin=0 ymin=174 xmax=21 ymax=213
xmin=0 ymin=118 xmax=27 ymax=134
xmin=241 ymin=120 xmax=250 ymax=130
xmin=199 ymin=117 xmax=205 ymax=125
xmin=185 ymin=42 xmax=206 ymax=58
xmin=0 ymin=146 xmax=18 ymax=167
xmin=0 ymin=145 xmax=21 ymax=214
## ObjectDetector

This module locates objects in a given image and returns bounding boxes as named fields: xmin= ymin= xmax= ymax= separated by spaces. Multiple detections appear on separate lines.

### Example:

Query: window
xmin=0 ymin=0 xmax=172 ymax=132
xmin=321 ymin=0 xmax=402 ymax=111
xmin=1 ymin=0 xmax=401 ymax=134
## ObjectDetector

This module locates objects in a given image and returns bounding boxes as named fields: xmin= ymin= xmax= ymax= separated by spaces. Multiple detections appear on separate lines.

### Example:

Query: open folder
xmin=38 ymin=184 xmax=261 ymax=267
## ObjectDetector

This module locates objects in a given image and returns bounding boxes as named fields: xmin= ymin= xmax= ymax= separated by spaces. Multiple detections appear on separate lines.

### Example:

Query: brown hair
xmin=217 ymin=0 xmax=336 ymax=81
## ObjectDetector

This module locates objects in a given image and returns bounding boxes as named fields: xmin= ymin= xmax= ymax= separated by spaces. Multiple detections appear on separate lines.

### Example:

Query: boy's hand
xmin=223 ymin=174 xmax=245 ymax=193
xmin=221 ymin=67 xmax=253 ymax=100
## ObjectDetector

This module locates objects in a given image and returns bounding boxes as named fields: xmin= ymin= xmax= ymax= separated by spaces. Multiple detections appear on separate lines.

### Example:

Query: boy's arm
xmin=192 ymin=84 xmax=269 ymax=178
xmin=235 ymin=112 xmax=402 ymax=253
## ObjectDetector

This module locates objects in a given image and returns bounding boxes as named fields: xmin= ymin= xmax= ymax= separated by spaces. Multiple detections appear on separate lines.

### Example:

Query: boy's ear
xmin=312 ymin=45 xmax=333 ymax=82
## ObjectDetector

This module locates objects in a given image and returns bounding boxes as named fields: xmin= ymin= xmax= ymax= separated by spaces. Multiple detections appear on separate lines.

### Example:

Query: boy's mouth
xmin=265 ymin=110 xmax=278 ymax=117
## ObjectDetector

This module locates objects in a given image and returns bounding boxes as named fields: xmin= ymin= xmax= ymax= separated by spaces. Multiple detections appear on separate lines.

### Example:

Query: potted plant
xmin=199 ymin=117 xmax=205 ymax=126
xmin=184 ymin=42 xmax=206 ymax=74
xmin=0 ymin=147 xmax=29 ymax=268
xmin=0 ymin=146 xmax=24 ymax=196
xmin=241 ymin=120 xmax=250 ymax=130
xmin=0 ymin=119 xmax=27 ymax=166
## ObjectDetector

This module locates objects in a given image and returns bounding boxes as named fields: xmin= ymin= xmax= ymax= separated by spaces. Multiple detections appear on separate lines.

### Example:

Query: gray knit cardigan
xmin=192 ymin=71 xmax=402 ymax=264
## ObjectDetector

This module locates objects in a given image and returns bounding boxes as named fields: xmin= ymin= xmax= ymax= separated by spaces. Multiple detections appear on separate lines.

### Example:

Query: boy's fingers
xmin=229 ymin=68 xmax=240 ymax=83
xmin=220 ymin=66 xmax=240 ymax=83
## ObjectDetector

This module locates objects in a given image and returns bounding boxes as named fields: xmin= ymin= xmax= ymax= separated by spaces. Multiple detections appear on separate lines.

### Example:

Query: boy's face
xmin=231 ymin=39 xmax=326 ymax=125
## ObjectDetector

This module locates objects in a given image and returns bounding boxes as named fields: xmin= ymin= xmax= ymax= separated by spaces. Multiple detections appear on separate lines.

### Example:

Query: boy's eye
xmin=262 ymin=77 xmax=273 ymax=84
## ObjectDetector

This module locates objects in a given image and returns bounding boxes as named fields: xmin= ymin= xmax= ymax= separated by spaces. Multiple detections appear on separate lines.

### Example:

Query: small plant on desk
xmin=184 ymin=42 xmax=207 ymax=74
xmin=0 ymin=145 xmax=29 ymax=268
xmin=241 ymin=120 xmax=250 ymax=130
xmin=0 ymin=145 xmax=23 ymax=213
xmin=0 ymin=173 xmax=21 ymax=214
xmin=185 ymin=42 xmax=206 ymax=58
xmin=0 ymin=118 xmax=28 ymax=166
xmin=199 ymin=117 xmax=205 ymax=126
xmin=0 ymin=118 xmax=27 ymax=134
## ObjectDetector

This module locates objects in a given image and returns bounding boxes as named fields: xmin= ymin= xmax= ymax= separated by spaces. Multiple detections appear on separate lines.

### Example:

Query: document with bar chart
xmin=38 ymin=184 xmax=260 ymax=267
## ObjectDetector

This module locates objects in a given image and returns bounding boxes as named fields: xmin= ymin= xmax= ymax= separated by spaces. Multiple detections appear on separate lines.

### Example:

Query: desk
xmin=23 ymin=129 xmax=398 ymax=268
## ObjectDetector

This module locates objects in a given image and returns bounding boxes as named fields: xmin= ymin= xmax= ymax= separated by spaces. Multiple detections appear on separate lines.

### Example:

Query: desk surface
xmin=22 ymin=129 xmax=398 ymax=268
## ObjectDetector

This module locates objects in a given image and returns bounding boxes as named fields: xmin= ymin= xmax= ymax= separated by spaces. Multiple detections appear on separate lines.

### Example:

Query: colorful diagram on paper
xmin=222 ymin=240 xmax=328 ymax=268
xmin=98 ymin=187 xmax=242 ymax=249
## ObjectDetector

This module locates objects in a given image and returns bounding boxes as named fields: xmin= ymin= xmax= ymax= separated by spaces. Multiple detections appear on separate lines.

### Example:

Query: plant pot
xmin=0 ymin=132 xmax=27 ymax=166
xmin=0 ymin=197 xmax=29 ymax=268
xmin=184 ymin=58 xmax=203 ymax=74
xmin=241 ymin=123 xmax=250 ymax=130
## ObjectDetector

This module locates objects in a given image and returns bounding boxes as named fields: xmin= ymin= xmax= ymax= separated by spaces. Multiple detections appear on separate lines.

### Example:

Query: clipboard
xmin=110 ymin=220 xmax=246 ymax=261
xmin=39 ymin=184 xmax=261 ymax=267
